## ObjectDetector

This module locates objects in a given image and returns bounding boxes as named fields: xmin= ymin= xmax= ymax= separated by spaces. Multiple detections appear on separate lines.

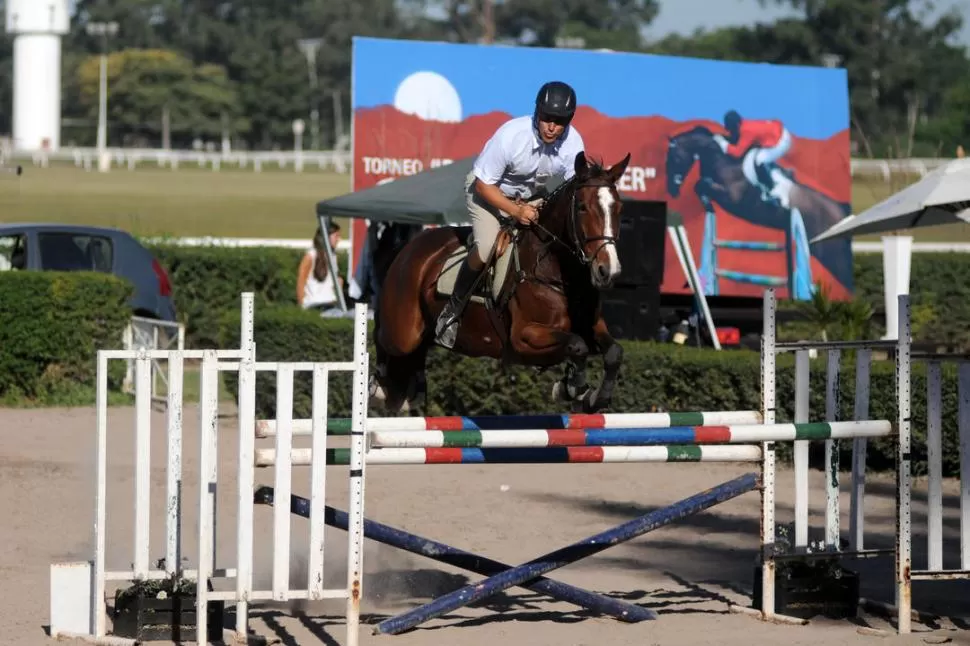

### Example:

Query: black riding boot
xmin=435 ymin=256 xmax=482 ymax=349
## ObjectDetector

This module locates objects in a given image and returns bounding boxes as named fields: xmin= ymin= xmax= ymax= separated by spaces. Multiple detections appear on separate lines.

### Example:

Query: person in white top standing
xmin=297 ymin=217 xmax=343 ymax=315
xmin=435 ymin=80 xmax=586 ymax=348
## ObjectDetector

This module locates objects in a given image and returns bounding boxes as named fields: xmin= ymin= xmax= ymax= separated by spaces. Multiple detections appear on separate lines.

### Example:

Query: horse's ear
xmin=606 ymin=153 xmax=631 ymax=184
xmin=574 ymin=151 xmax=588 ymax=177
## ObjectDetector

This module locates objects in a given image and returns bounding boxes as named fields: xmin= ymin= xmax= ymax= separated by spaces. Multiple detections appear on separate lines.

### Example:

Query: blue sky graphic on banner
xmin=352 ymin=36 xmax=849 ymax=140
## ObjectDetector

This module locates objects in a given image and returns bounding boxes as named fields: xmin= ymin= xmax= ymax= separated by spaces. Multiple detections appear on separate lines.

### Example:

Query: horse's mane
xmin=539 ymin=155 xmax=610 ymax=216
xmin=673 ymin=124 xmax=715 ymax=140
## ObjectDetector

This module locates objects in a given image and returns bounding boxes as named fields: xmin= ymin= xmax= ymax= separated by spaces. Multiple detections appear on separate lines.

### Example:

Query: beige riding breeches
xmin=464 ymin=169 xmax=541 ymax=265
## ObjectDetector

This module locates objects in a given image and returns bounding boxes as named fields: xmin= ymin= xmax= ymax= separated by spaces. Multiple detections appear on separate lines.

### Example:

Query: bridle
xmin=528 ymin=175 xmax=619 ymax=267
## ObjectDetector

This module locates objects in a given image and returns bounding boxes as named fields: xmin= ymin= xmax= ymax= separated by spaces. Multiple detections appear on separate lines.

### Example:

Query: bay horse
xmin=664 ymin=125 xmax=852 ymax=296
xmin=371 ymin=151 xmax=632 ymax=415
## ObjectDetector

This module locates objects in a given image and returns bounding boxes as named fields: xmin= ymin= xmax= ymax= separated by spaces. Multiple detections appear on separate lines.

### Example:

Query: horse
xmin=664 ymin=125 xmax=852 ymax=296
xmin=370 ymin=151 xmax=632 ymax=415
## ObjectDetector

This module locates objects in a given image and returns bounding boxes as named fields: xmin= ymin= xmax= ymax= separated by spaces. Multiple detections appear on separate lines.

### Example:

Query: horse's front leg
xmin=583 ymin=317 xmax=623 ymax=413
xmin=512 ymin=324 xmax=590 ymax=407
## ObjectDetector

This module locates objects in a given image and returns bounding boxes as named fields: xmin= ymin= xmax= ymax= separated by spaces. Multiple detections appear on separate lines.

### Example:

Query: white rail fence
xmin=3 ymin=146 xmax=956 ymax=179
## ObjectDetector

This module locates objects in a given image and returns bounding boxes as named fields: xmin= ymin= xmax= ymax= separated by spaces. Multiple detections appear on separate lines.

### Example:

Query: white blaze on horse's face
xmin=592 ymin=186 xmax=621 ymax=286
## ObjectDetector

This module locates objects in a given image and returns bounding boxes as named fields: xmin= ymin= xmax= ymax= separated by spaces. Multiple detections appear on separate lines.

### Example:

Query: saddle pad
xmin=436 ymin=244 xmax=514 ymax=304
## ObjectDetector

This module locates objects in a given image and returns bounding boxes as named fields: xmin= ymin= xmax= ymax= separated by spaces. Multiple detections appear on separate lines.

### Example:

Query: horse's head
xmin=665 ymin=133 xmax=693 ymax=198
xmin=540 ymin=151 xmax=631 ymax=289
xmin=665 ymin=126 xmax=720 ymax=198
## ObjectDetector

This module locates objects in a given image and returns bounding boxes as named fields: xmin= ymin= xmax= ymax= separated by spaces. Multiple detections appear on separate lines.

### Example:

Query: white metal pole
xmin=97 ymin=53 xmax=109 ymax=172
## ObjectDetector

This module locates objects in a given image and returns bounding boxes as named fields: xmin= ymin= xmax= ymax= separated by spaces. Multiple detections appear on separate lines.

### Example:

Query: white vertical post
xmin=849 ymin=350 xmax=871 ymax=551
xmin=896 ymin=294 xmax=912 ymax=634
xmin=794 ymin=350 xmax=810 ymax=548
xmin=926 ymin=361 xmax=943 ymax=571
xmin=759 ymin=289 xmax=776 ymax=618
xmin=345 ymin=303 xmax=370 ymax=646
xmin=93 ymin=352 xmax=109 ymax=637
xmin=273 ymin=366 xmax=294 ymax=600
xmin=133 ymin=354 xmax=152 ymax=579
xmin=882 ymin=235 xmax=912 ymax=340
xmin=308 ymin=364 xmax=330 ymax=599
xmin=959 ymin=363 xmax=970 ymax=570
xmin=165 ymin=353 xmax=184 ymax=576
xmin=825 ymin=349 xmax=841 ymax=549
xmin=152 ymin=326 xmax=160 ymax=398
xmin=97 ymin=52 xmax=110 ymax=173
xmin=196 ymin=351 xmax=219 ymax=646
xmin=235 ymin=292 xmax=256 ymax=636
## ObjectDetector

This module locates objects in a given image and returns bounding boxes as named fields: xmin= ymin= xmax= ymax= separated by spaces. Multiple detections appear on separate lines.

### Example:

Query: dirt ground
xmin=4 ymin=402 xmax=969 ymax=646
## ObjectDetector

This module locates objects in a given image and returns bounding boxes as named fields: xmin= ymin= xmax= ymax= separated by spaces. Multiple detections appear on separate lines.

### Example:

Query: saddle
xmin=754 ymin=158 xmax=796 ymax=188
xmin=435 ymin=223 xmax=520 ymax=309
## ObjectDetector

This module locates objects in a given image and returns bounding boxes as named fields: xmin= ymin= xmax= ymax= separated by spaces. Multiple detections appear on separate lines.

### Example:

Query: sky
xmin=643 ymin=0 xmax=970 ymax=45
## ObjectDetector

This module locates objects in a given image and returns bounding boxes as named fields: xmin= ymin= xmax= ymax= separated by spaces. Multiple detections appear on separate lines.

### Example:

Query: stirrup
xmin=434 ymin=302 xmax=461 ymax=348
xmin=435 ymin=314 xmax=459 ymax=348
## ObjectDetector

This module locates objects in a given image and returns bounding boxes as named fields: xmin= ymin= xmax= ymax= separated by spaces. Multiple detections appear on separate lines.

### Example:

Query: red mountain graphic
xmin=352 ymin=105 xmax=853 ymax=301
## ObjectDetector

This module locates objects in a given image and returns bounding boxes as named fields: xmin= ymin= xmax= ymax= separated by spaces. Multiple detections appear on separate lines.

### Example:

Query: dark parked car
xmin=0 ymin=223 xmax=176 ymax=322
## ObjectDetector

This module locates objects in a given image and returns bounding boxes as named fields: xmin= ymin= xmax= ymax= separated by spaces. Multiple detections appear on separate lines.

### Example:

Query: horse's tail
xmin=371 ymin=223 xmax=424 ymax=326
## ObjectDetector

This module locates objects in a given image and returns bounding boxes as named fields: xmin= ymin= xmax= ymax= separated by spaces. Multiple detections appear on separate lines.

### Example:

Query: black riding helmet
xmin=535 ymin=81 xmax=577 ymax=124
xmin=724 ymin=110 xmax=742 ymax=138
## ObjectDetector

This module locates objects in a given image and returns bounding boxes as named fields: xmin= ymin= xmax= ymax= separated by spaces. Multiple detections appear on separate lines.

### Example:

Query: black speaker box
xmin=600 ymin=285 xmax=662 ymax=341
xmin=614 ymin=198 xmax=667 ymax=290
xmin=597 ymin=199 xmax=666 ymax=341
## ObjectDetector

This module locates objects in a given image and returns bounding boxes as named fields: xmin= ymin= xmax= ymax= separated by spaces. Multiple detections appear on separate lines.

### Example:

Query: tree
xmin=414 ymin=0 xmax=658 ymax=47
xmin=649 ymin=19 xmax=817 ymax=64
xmin=917 ymin=73 xmax=970 ymax=155
xmin=755 ymin=0 xmax=968 ymax=156
xmin=64 ymin=0 xmax=406 ymax=149
xmin=495 ymin=0 xmax=659 ymax=48
xmin=76 ymin=48 xmax=243 ymax=147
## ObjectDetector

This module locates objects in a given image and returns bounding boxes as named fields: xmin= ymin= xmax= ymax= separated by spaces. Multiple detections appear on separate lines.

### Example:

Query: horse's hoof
xmin=581 ymin=387 xmax=606 ymax=414
xmin=551 ymin=380 xmax=566 ymax=403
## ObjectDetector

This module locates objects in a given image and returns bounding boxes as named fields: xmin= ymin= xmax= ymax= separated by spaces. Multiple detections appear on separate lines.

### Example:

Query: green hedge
xmin=0 ymin=271 xmax=132 ymax=403
xmin=853 ymin=251 xmax=970 ymax=346
xmin=145 ymin=242 xmax=970 ymax=353
xmin=149 ymin=243 xmax=315 ymax=348
xmin=217 ymin=303 xmax=966 ymax=478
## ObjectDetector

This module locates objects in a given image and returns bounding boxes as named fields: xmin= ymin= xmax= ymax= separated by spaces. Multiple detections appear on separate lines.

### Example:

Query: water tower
xmin=5 ymin=0 xmax=70 ymax=151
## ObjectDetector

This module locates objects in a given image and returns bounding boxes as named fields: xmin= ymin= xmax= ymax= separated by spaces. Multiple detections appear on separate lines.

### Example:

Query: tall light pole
xmin=297 ymin=38 xmax=322 ymax=150
xmin=85 ymin=20 xmax=118 ymax=172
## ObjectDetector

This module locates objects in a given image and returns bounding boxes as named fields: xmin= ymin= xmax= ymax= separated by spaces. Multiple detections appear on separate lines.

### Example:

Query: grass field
xmin=0 ymin=163 xmax=351 ymax=239
xmin=2 ymin=162 xmax=969 ymax=242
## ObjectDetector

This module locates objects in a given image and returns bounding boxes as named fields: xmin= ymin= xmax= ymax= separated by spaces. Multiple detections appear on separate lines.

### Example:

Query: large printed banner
xmin=351 ymin=36 xmax=853 ymax=300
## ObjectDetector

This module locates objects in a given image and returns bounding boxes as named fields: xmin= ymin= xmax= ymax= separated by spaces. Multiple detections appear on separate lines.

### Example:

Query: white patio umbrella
xmin=811 ymin=157 xmax=970 ymax=243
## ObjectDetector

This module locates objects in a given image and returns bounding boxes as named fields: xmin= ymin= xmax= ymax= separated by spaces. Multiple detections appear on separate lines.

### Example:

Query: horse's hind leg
xmin=372 ymin=346 xmax=429 ymax=415
xmin=401 ymin=345 xmax=430 ymax=414
xmin=584 ymin=318 xmax=623 ymax=413
xmin=513 ymin=325 xmax=591 ymax=409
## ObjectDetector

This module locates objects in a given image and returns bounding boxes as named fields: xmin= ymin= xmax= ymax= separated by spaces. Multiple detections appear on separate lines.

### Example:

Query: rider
xmin=434 ymin=80 xmax=586 ymax=349
xmin=723 ymin=110 xmax=794 ymax=206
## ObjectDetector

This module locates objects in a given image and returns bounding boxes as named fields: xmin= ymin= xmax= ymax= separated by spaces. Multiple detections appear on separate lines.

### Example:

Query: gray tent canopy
xmin=316 ymin=156 xmax=475 ymax=226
